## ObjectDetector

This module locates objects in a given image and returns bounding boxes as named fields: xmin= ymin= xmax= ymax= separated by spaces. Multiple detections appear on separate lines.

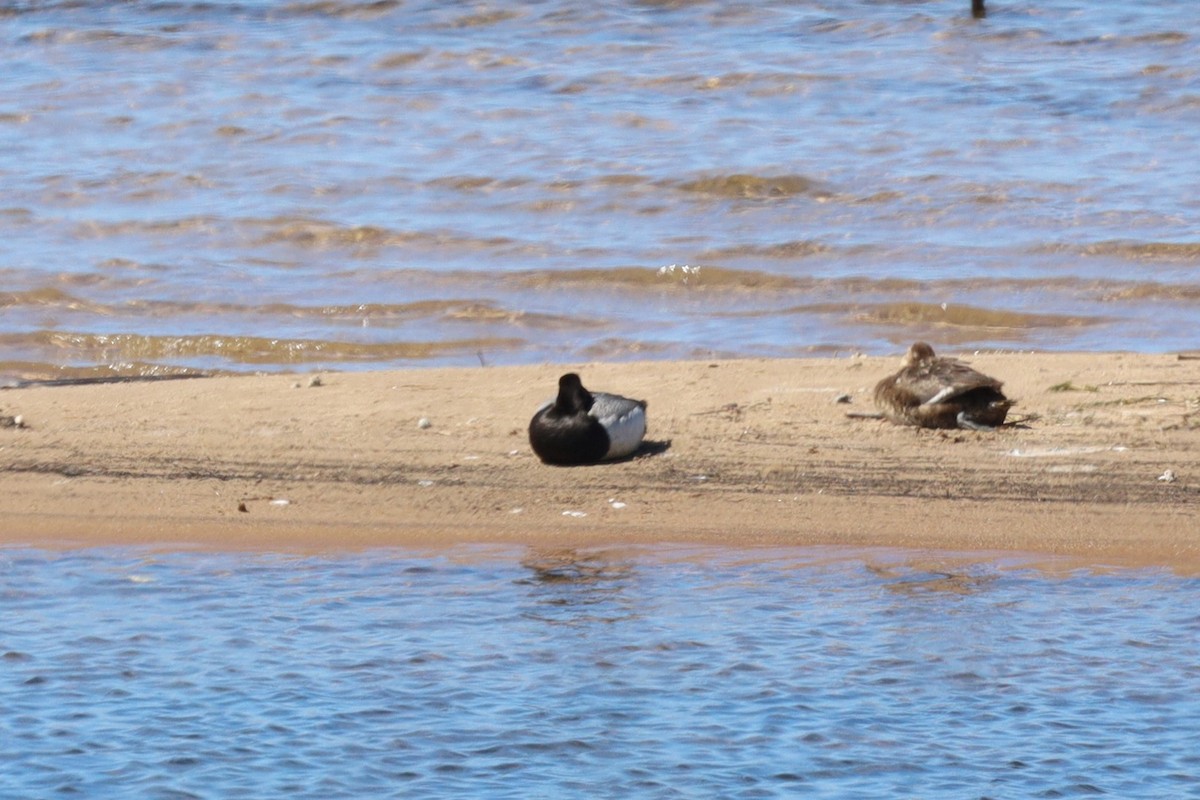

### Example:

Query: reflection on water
xmin=519 ymin=547 xmax=635 ymax=590
xmin=519 ymin=548 xmax=638 ymax=625
xmin=3 ymin=545 xmax=1199 ymax=798
xmin=867 ymin=559 xmax=1001 ymax=596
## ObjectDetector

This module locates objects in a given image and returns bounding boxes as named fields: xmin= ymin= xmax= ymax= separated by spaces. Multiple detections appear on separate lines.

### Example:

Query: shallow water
xmin=3 ymin=545 xmax=1200 ymax=798
xmin=1 ymin=0 xmax=1199 ymax=377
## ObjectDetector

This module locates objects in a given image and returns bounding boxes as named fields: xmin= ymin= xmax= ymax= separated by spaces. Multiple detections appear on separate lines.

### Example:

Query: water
xmin=1 ymin=0 xmax=1198 ymax=378
xmin=3 ymin=545 xmax=1199 ymax=798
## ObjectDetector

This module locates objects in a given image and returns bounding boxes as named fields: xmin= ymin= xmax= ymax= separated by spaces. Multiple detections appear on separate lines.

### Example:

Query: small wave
xmin=506 ymin=265 xmax=811 ymax=291
xmin=373 ymin=50 xmax=427 ymax=70
xmin=232 ymin=171 xmax=835 ymax=212
xmin=1051 ymin=32 xmax=1189 ymax=48
xmin=856 ymin=302 xmax=1101 ymax=330
xmin=578 ymin=338 xmax=673 ymax=359
xmin=674 ymin=174 xmax=827 ymax=200
xmin=90 ymin=169 xmax=214 ymax=192
xmin=254 ymin=218 xmax=516 ymax=252
xmin=73 ymin=216 xmax=220 ymax=238
xmin=421 ymin=172 xmax=659 ymax=197
xmin=257 ymin=219 xmax=398 ymax=248
xmin=20 ymin=28 xmax=180 ymax=50
xmin=441 ymin=8 xmax=520 ymax=28
xmin=1034 ymin=240 xmax=1200 ymax=262
xmin=42 ymin=169 xmax=216 ymax=203
xmin=3 ymin=331 xmax=524 ymax=366
xmin=276 ymin=1 xmax=401 ymax=20
xmin=75 ymin=215 xmax=527 ymax=253
xmin=635 ymin=70 xmax=834 ymax=97
xmin=427 ymin=175 xmax=530 ymax=192
xmin=0 ymin=208 xmax=34 ymax=223
xmin=306 ymin=299 xmax=578 ymax=328
xmin=1 ymin=288 xmax=111 ymax=313
xmin=505 ymin=266 xmax=1107 ymax=296
xmin=116 ymin=298 xmax=588 ymax=330
xmin=1078 ymin=241 xmax=1200 ymax=262
xmin=438 ymin=303 xmax=583 ymax=329
xmin=0 ymin=361 xmax=213 ymax=383
xmin=1098 ymin=282 xmax=1200 ymax=302
xmin=699 ymin=240 xmax=835 ymax=260
xmin=505 ymin=265 xmax=934 ymax=293
xmin=714 ymin=299 xmax=1107 ymax=340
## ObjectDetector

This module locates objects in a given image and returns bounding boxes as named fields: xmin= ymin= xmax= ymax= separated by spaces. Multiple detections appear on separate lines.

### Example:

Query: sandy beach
xmin=2 ymin=351 xmax=1198 ymax=567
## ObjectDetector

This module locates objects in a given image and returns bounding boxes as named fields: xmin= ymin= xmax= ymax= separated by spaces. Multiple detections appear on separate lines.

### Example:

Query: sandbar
xmin=2 ymin=352 xmax=1198 ymax=569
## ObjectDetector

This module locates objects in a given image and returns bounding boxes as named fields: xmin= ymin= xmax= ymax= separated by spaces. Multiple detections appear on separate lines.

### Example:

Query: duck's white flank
xmin=589 ymin=392 xmax=647 ymax=459
xmin=923 ymin=385 xmax=959 ymax=406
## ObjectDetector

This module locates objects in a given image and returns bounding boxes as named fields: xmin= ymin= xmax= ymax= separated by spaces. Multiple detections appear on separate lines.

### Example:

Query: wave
xmin=505 ymin=265 xmax=812 ymax=291
xmin=253 ymin=218 xmax=519 ymax=252
xmin=0 ymin=361 xmax=214 ymax=384
xmin=851 ymin=302 xmax=1101 ymax=331
xmin=277 ymin=1 xmax=401 ymax=19
xmin=698 ymin=241 xmax=836 ymax=260
xmin=73 ymin=216 xmax=222 ymax=238
xmin=673 ymin=174 xmax=829 ymax=200
xmin=0 ymin=331 xmax=525 ymax=366
xmin=632 ymin=70 xmax=838 ymax=97
xmin=8 ymin=264 xmax=1200 ymax=308
xmin=501 ymin=265 xmax=939 ymax=292
xmin=1 ymin=291 xmax=590 ymax=329
xmin=413 ymin=171 xmax=836 ymax=203
xmin=409 ymin=170 xmax=841 ymax=205
xmin=717 ymin=300 xmax=1104 ymax=333
xmin=1039 ymin=241 xmax=1200 ymax=262
xmin=1 ymin=288 xmax=112 ymax=313
xmin=19 ymin=27 xmax=181 ymax=50
xmin=1051 ymin=32 xmax=1190 ymax=48
xmin=437 ymin=8 xmax=520 ymax=28
xmin=1097 ymin=282 xmax=1200 ymax=301
xmin=4 ymin=0 xmax=406 ymax=22
xmin=139 ymin=299 xmax=586 ymax=329
xmin=498 ymin=265 xmax=1200 ymax=303
xmin=68 ymin=215 xmax=527 ymax=254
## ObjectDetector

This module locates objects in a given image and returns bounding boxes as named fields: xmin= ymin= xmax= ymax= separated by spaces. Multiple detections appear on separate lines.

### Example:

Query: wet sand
xmin=2 ymin=352 xmax=1198 ymax=568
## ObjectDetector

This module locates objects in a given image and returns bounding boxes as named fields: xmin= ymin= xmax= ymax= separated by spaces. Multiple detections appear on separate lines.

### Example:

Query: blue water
xmin=2 ymin=1 xmax=1199 ymax=377
xmin=4 ymin=545 xmax=1199 ymax=798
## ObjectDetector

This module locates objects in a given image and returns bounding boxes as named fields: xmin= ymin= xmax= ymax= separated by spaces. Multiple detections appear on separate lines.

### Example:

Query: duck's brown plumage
xmin=873 ymin=342 xmax=1012 ymax=430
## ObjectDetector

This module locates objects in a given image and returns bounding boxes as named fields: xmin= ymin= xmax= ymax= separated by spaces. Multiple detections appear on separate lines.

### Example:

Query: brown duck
xmin=874 ymin=342 xmax=1012 ymax=430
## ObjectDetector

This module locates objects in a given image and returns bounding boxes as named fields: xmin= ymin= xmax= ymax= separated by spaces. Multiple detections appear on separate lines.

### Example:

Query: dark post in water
xmin=972 ymin=0 xmax=986 ymax=18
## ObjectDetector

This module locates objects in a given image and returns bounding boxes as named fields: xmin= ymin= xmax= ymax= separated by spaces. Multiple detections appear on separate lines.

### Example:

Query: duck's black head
xmin=556 ymin=373 xmax=594 ymax=414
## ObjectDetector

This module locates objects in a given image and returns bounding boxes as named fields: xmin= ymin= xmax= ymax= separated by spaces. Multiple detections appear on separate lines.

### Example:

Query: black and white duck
xmin=528 ymin=373 xmax=647 ymax=465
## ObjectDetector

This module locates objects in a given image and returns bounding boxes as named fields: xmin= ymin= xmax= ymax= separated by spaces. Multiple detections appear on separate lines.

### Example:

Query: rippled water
xmin=1 ymin=1 xmax=1199 ymax=377
xmin=3 ymin=545 xmax=1200 ymax=798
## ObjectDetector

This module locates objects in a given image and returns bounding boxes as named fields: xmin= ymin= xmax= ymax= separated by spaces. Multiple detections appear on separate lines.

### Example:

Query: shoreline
xmin=2 ymin=352 xmax=1198 ymax=569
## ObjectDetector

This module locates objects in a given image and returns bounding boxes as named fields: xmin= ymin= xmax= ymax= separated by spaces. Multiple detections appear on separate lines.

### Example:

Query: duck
xmin=874 ymin=342 xmax=1012 ymax=430
xmin=529 ymin=373 xmax=647 ymax=465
